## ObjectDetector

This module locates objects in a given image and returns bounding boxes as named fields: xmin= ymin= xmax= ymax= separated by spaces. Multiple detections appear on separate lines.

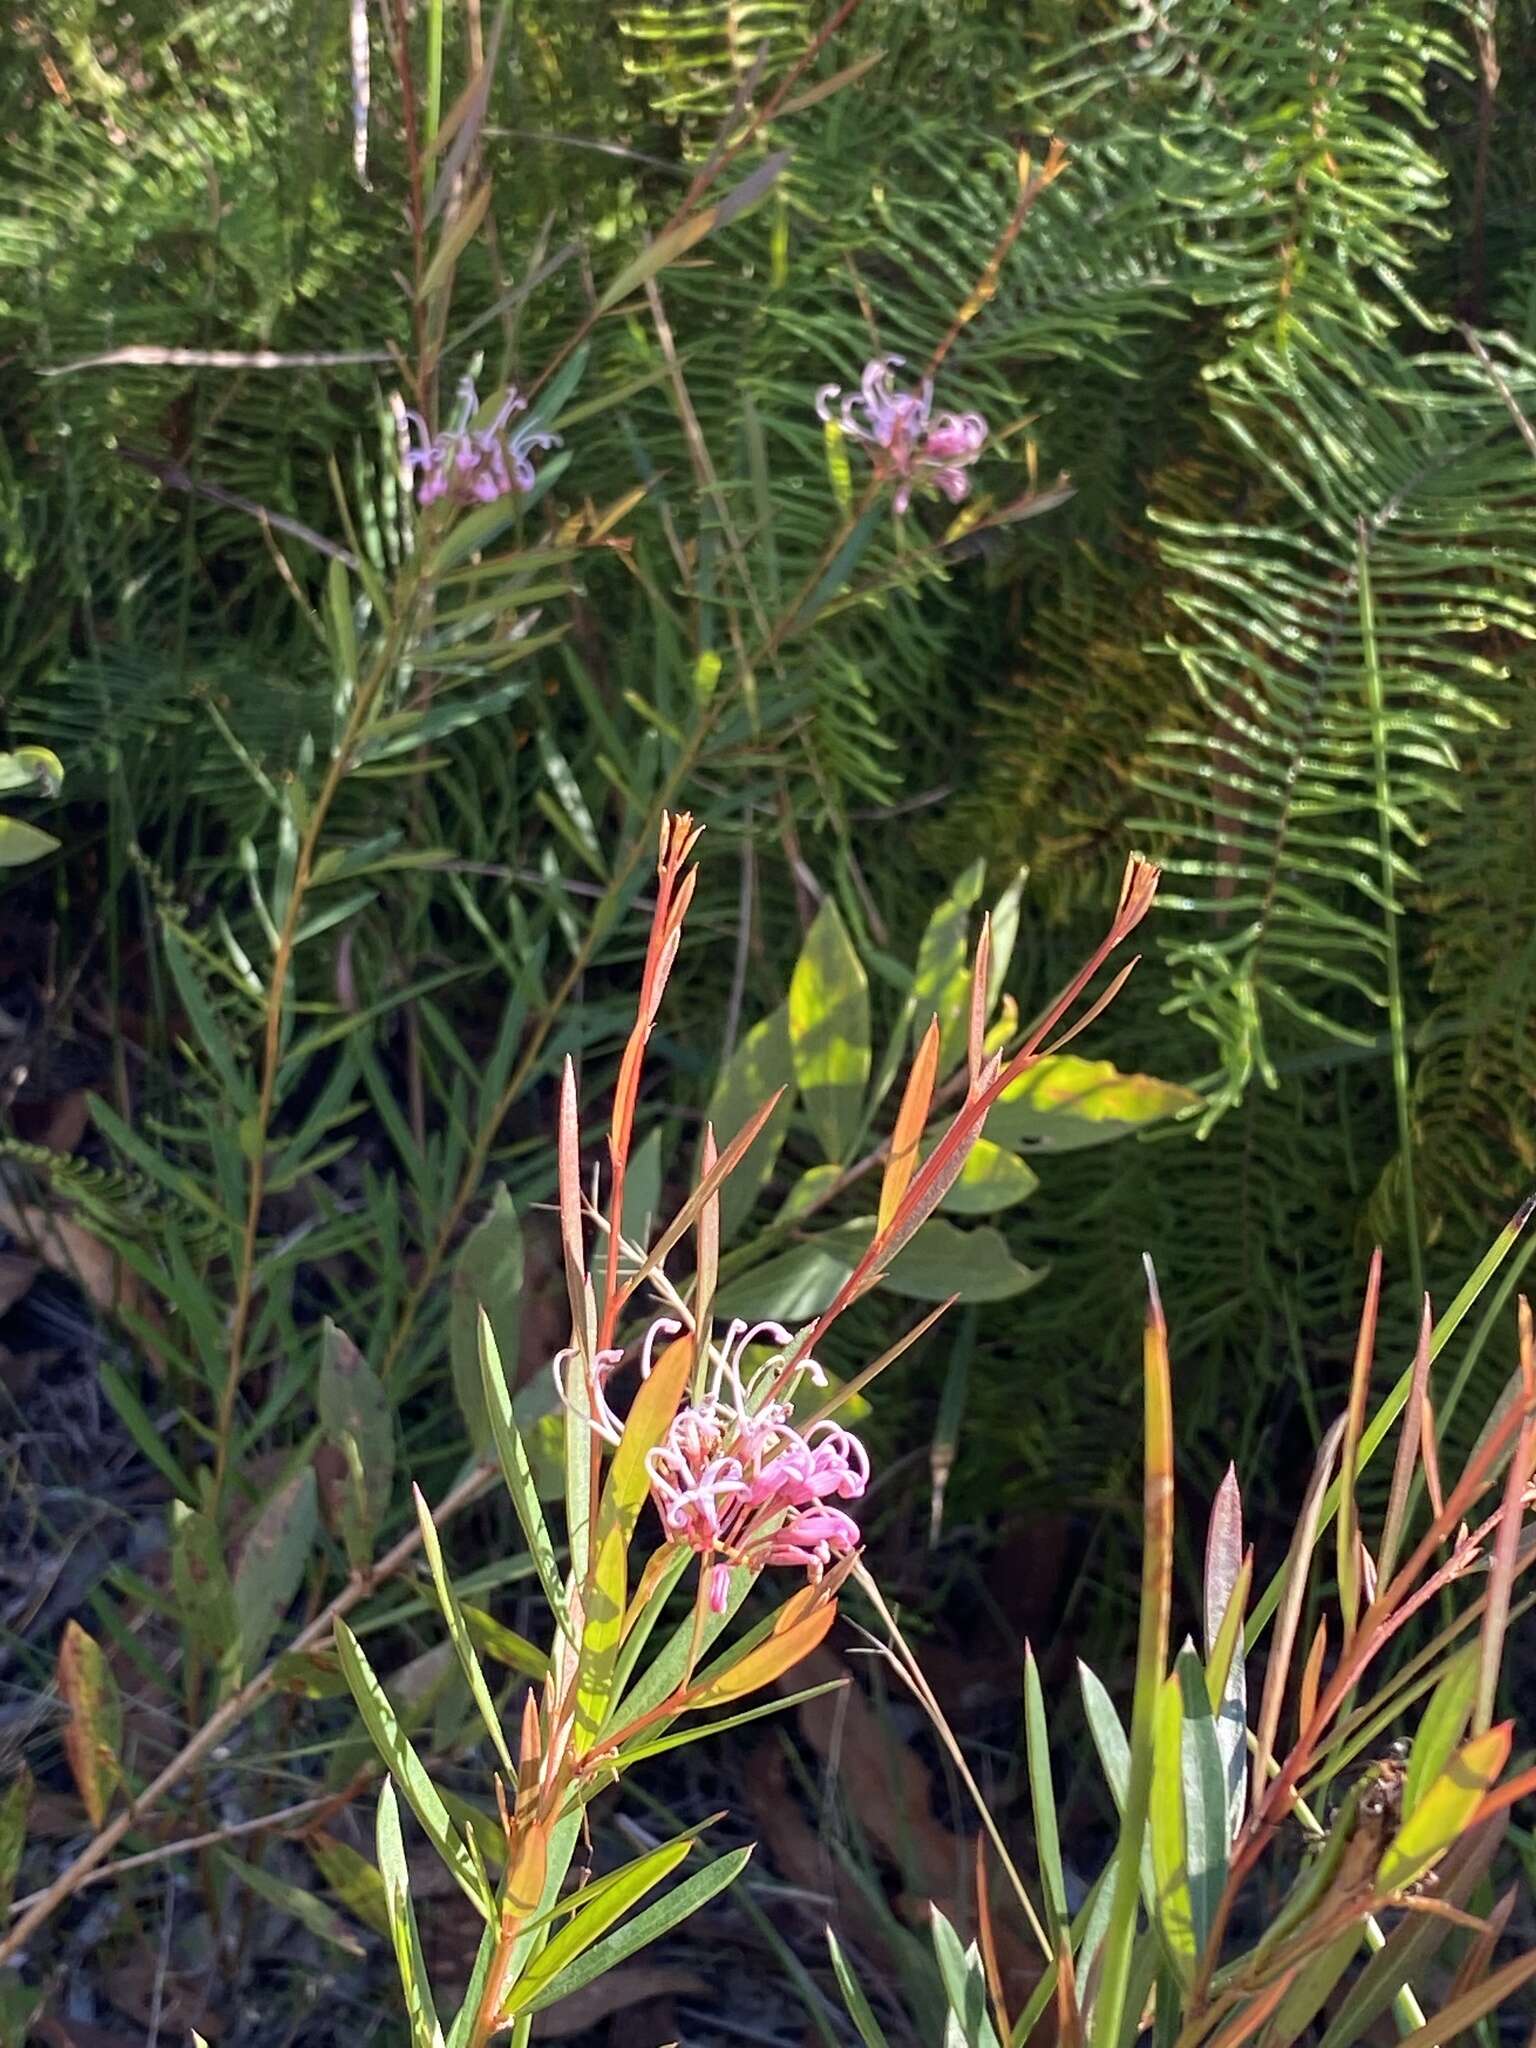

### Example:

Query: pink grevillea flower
xmin=556 ymin=1316 xmax=869 ymax=1612
xmin=815 ymin=355 xmax=988 ymax=514
xmin=404 ymin=374 xmax=559 ymax=508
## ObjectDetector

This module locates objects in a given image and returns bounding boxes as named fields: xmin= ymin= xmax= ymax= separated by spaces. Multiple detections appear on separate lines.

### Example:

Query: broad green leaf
xmin=1175 ymin=1649 xmax=1228 ymax=1960
xmin=450 ymin=1187 xmax=523 ymax=1454
xmin=306 ymin=1830 xmax=392 ymax=1938
xmin=1377 ymin=1724 xmax=1510 ymax=1893
xmin=413 ymin=1486 xmax=515 ymax=1777
xmin=1402 ymin=1643 xmax=1478 ymax=1820
xmin=0 ymin=1769 xmax=31 ymax=1922
xmin=827 ymin=1926 xmax=893 ymax=2048
xmin=516 ymin=1846 xmax=754 ymax=2014
xmin=936 ymin=1139 xmax=1040 ymax=1215
xmin=318 ymin=1321 xmax=394 ymax=1566
xmin=821 ymin=1217 xmax=1045 ymax=1303
xmin=1150 ymin=1673 xmax=1195 ymax=1985
xmin=56 ymin=1620 xmax=122 ymax=1828
xmin=334 ymin=1618 xmax=494 ymax=1922
xmin=232 ymin=1464 xmax=318 ymax=1678
xmin=790 ymin=898 xmax=871 ymax=1164
xmin=912 ymin=860 xmax=986 ymax=1074
xmin=986 ymin=1056 xmax=1200 ymax=1154
xmin=504 ymin=1834 xmax=698 ymax=2015
xmin=1024 ymin=1645 xmax=1069 ymax=1939
xmin=986 ymin=869 xmax=1028 ymax=1013
xmin=376 ymin=1782 xmax=446 ymax=2048
xmin=170 ymin=1500 xmax=239 ymax=1689
xmin=706 ymin=1008 xmax=796 ymax=1236
xmin=0 ymin=816 xmax=59 ymax=866
xmin=576 ymin=1332 xmax=694 ymax=1749
xmin=713 ymin=1239 xmax=856 ymax=1323
xmin=775 ymin=1162 xmax=841 ymax=1224
xmin=219 ymin=1847 xmax=364 ymax=1956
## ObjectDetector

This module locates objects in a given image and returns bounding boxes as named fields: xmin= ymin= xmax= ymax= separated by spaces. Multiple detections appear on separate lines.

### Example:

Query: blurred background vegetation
xmin=5 ymin=0 xmax=1536 ymax=2038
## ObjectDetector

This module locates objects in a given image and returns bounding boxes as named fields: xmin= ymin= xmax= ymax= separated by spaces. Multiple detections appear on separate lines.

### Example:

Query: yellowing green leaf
xmin=1378 ymin=1723 xmax=1511 ymax=1893
xmin=1150 ymin=1672 xmax=1195 ymax=1985
xmin=56 ymin=1621 xmax=122 ymax=1828
xmin=935 ymin=1138 xmax=1039 ymax=1215
xmin=911 ymin=860 xmax=986 ymax=1075
xmin=987 ymin=1055 xmax=1200 ymax=1154
xmin=0 ymin=816 xmax=60 ymax=866
xmin=687 ymin=1600 xmax=837 ymax=1709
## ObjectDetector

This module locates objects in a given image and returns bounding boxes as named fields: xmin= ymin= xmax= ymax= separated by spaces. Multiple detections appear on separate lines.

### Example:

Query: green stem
xmin=1358 ymin=525 xmax=1423 ymax=1302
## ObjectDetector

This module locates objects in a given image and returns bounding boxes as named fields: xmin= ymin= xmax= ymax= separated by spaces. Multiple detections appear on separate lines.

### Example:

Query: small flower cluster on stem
xmin=558 ymin=1315 xmax=869 ymax=1612
xmin=816 ymin=355 xmax=989 ymax=513
xmin=405 ymin=374 xmax=559 ymax=507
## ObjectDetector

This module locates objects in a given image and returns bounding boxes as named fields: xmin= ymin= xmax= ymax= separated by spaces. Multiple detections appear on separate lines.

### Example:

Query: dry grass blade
xmin=1251 ymin=1417 xmax=1345 ymax=1820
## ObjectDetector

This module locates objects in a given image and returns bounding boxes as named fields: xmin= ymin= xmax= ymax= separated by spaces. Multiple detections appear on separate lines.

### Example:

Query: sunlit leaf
xmin=376 ymin=1781 xmax=446 ymax=2048
xmin=790 ymin=898 xmax=871 ymax=1164
xmin=1377 ymin=1723 xmax=1511 ymax=1893
xmin=1403 ymin=1642 xmax=1479 ymax=1820
xmin=912 ymin=860 xmax=986 ymax=1074
xmin=986 ymin=1055 xmax=1200 ymax=1153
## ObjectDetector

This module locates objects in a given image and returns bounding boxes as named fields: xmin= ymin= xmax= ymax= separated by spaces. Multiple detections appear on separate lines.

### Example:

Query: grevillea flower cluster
xmin=405 ymin=375 xmax=559 ymax=507
xmin=815 ymin=355 xmax=989 ymax=514
xmin=556 ymin=1317 xmax=868 ymax=1611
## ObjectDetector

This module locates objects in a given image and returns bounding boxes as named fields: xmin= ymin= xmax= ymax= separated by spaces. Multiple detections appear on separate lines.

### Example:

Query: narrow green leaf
xmin=479 ymin=1312 xmax=570 ymax=1637
xmin=0 ymin=815 xmax=60 ymax=865
xmin=930 ymin=1908 xmax=1002 ymax=2048
xmin=232 ymin=1464 xmax=318 ymax=1679
xmin=318 ymin=1321 xmax=394 ymax=1566
xmin=306 ymin=1830 xmax=392 ymax=1938
xmin=98 ymin=1359 xmax=195 ymax=1501
xmin=1378 ymin=1725 xmax=1510 ymax=1893
xmin=376 ymin=1782 xmax=446 ymax=2048
xmin=790 ymin=898 xmax=871 ymax=1164
xmin=0 ymin=1769 xmax=32 ymax=1921
xmin=613 ymin=1677 xmax=846 ymax=1769
xmin=162 ymin=924 xmax=253 ymax=1110
xmin=912 ymin=860 xmax=986 ymax=1074
xmin=1174 ymin=1649 xmax=1228 ymax=1960
xmin=450 ymin=1188 xmax=523 ymax=1454
xmin=517 ymin=1846 xmax=754 ymax=2014
xmin=504 ymin=1834 xmax=698 ymax=2014
xmin=413 ymin=1485 xmax=515 ymax=1777
xmin=1149 ymin=1673 xmax=1195 ymax=1985
xmin=335 ymin=1618 xmax=494 ymax=1922
xmin=1024 ymin=1645 xmax=1069 ymax=1940
xmin=826 ymin=1925 xmax=892 ymax=2048
xmin=460 ymin=1605 xmax=550 ymax=1682
xmin=1402 ymin=1643 xmax=1479 ymax=1820
xmin=707 ymin=1008 xmax=796 ymax=1236
xmin=219 ymin=1847 xmax=364 ymax=1956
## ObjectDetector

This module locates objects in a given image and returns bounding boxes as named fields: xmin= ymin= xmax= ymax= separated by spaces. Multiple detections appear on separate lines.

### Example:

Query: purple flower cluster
xmin=556 ymin=1317 xmax=867 ymax=1612
xmin=405 ymin=375 xmax=559 ymax=508
xmin=816 ymin=355 xmax=989 ymax=513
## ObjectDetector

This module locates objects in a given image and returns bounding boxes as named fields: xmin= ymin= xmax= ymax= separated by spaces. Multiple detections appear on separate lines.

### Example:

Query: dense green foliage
xmin=5 ymin=0 xmax=1536 ymax=2034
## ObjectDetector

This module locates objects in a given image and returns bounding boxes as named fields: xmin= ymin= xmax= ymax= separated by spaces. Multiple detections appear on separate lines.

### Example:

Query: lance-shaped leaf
xmin=170 ymin=1499 xmax=239 ymax=1690
xmin=790 ymin=897 xmax=871 ymax=1164
xmin=56 ymin=1621 xmax=122 ymax=1829
xmin=1402 ymin=1642 xmax=1478 ymax=1820
xmin=0 ymin=1768 xmax=32 ymax=1921
xmin=306 ymin=1830 xmax=392 ymax=1939
xmin=1024 ymin=1644 xmax=1069 ymax=1942
xmin=335 ymin=1618 xmax=495 ymax=1922
xmin=881 ymin=1018 xmax=940 ymax=1234
xmin=450 ymin=1188 xmax=523 ymax=1455
xmin=377 ymin=1782 xmax=446 ymax=2048
xmin=479 ymin=1311 xmax=571 ymax=1637
xmin=575 ymin=1333 xmax=694 ymax=1749
xmin=986 ymin=1055 xmax=1199 ymax=1154
xmin=1149 ymin=1672 xmax=1195 ymax=1986
xmin=912 ymin=860 xmax=986 ymax=1075
xmin=686 ymin=1598 xmax=837 ymax=1711
xmin=503 ymin=1831 xmax=699 ymax=2016
xmin=1377 ymin=1723 xmax=1512 ymax=1893
xmin=827 ymin=1926 xmax=893 ymax=2048
xmin=596 ymin=152 xmax=790 ymax=312
xmin=318 ymin=1320 xmax=394 ymax=1565
xmin=1175 ymin=1648 xmax=1228 ymax=1961
xmin=233 ymin=1463 xmax=318 ymax=1679
xmin=513 ymin=1846 xmax=754 ymax=2014
xmin=219 ymin=1848 xmax=365 ymax=1956
xmin=413 ymin=1484 xmax=515 ymax=1778
xmin=1203 ymin=1465 xmax=1249 ymax=1845
xmin=706 ymin=1008 xmax=795 ymax=1237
